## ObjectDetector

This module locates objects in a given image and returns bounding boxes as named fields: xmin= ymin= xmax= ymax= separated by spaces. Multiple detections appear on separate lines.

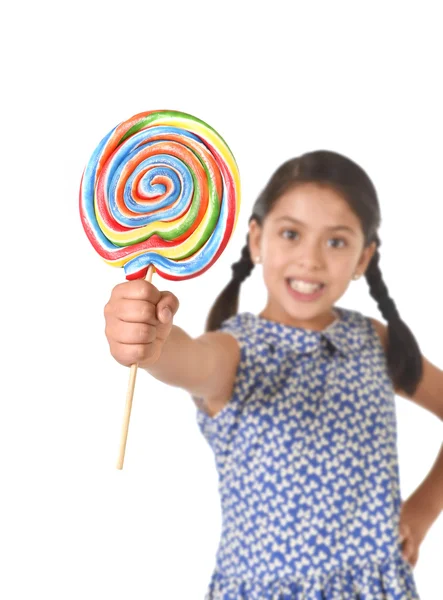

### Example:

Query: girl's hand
xmin=399 ymin=496 xmax=434 ymax=568
xmin=104 ymin=280 xmax=179 ymax=369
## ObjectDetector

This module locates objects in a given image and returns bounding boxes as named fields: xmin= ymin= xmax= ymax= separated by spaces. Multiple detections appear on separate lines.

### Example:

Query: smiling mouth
xmin=287 ymin=278 xmax=326 ymax=293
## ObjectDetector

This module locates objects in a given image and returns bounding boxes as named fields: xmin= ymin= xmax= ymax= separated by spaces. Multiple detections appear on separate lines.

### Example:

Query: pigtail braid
xmin=365 ymin=246 xmax=423 ymax=396
xmin=205 ymin=237 xmax=255 ymax=332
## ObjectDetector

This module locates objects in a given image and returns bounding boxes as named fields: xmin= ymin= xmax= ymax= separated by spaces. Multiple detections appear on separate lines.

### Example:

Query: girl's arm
xmin=105 ymin=279 xmax=240 ymax=414
xmin=142 ymin=325 xmax=240 ymax=414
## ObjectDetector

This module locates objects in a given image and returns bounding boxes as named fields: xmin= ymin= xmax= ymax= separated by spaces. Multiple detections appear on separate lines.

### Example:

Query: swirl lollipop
xmin=79 ymin=110 xmax=241 ymax=468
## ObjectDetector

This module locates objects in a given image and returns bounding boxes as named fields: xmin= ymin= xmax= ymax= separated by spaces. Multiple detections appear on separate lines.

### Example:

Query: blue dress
xmin=195 ymin=306 xmax=420 ymax=599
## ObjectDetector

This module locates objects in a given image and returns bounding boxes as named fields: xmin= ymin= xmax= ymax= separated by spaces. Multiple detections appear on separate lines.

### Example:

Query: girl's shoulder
xmin=219 ymin=311 xmax=259 ymax=338
xmin=334 ymin=307 xmax=387 ymax=355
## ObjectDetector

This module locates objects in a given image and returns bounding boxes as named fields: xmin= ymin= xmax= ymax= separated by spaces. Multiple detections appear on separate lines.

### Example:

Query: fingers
xmin=399 ymin=524 xmax=407 ymax=543
xmin=110 ymin=339 xmax=162 ymax=367
xmin=109 ymin=299 xmax=159 ymax=325
xmin=108 ymin=283 xmax=180 ymax=325
xmin=106 ymin=321 xmax=157 ymax=345
xmin=112 ymin=279 xmax=162 ymax=303
xmin=403 ymin=540 xmax=418 ymax=568
xmin=399 ymin=524 xmax=418 ymax=568
xmin=156 ymin=291 xmax=180 ymax=324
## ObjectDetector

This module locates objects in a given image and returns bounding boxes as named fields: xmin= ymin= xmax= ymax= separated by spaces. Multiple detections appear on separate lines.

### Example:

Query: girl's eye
xmin=281 ymin=229 xmax=298 ymax=240
xmin=281 ymin=230 xmax=347 ymax=248
xmin=328 ymin=239 xmax=347 ymax=248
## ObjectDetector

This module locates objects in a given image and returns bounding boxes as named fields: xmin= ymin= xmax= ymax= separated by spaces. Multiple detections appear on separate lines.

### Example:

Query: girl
xmin=104 ymin=150 xmax=443 ymax=599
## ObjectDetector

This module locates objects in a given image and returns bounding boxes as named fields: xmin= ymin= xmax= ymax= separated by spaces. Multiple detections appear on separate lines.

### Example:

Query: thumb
xmin=399 ymin=523 xmax=410 ymax=543
xmin=156 ymin=291 xmax=179 ymax=325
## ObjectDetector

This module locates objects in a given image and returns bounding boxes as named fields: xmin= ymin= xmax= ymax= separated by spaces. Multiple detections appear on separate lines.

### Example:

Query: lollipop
xmin=79 ymin=110 xmax=241 ymax=468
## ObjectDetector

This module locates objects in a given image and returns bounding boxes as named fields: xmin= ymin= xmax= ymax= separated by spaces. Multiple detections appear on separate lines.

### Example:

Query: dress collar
xmin=241 ymin=306 xmax=370 ymax=358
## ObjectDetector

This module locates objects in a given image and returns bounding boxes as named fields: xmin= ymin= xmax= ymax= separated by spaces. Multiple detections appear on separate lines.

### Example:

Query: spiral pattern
xmin=79 ymin=110 xmax=241 ymax=280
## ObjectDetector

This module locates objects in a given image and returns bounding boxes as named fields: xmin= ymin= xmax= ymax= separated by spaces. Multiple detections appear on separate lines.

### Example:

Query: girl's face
xmin=248 ymin=183 xmax=377 ymax=330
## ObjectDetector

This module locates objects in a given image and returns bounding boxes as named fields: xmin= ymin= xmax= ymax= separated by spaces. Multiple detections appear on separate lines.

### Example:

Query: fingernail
xmin=162 ymin=307 xmax=172 ymax=321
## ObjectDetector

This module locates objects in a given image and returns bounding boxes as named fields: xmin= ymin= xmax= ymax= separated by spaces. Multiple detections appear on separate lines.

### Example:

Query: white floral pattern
xmin=196 ymin=307 xmax=420 ymax=599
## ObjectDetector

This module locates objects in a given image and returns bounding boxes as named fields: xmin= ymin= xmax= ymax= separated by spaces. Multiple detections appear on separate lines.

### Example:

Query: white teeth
xmin=289 ymin=279 xmax=323 ymax=294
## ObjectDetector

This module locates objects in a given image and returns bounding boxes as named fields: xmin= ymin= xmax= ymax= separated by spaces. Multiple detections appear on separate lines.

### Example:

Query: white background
xmin=1 ymin=1 xmax=442 ymax=598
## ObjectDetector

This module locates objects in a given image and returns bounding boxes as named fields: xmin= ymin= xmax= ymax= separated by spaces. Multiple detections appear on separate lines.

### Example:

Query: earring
xmin=353 ymin=273 xmax=361 ymax=280
xmin=254 ymin=256 xmax=261 ymax=264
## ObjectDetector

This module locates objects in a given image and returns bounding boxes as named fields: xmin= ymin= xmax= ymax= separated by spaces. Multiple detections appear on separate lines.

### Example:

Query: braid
xmin=231 ymin=242 xmax=255 ymax=283
xmin=365 ymin=248 xmax=401 ymax=323
xmin=205 ymin=236 xmax=255 ymax=332
xmin=365 ymin=245 xmax=423 ymax=397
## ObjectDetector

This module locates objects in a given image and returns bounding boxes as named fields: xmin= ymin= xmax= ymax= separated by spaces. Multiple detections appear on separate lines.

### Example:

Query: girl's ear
xmin=248 ymin=219 xmax=262 ymax=260
xmin=358 ymin=241 xmax=377 ymax=274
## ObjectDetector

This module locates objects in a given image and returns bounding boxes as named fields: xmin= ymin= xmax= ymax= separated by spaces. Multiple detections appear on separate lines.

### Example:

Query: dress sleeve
xmin=218 ymin=313 xmax=253 ymax=366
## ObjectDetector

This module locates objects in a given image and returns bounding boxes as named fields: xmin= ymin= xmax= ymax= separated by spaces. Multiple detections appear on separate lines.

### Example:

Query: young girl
xmin=104 ymin=150 xmax=443 ymax=599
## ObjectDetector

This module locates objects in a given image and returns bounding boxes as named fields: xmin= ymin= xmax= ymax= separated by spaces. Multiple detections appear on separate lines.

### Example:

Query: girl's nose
xmin=295 ymin=241 xmax=324 ymax=269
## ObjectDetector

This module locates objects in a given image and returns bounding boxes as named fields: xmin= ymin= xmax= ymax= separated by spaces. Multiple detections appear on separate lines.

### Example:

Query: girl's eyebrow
xmin=274 ymin=216 xmax=357 ymax=236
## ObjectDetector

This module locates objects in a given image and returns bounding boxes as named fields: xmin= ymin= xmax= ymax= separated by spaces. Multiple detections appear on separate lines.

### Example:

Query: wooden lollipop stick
xmin=116 ymin=264 xmax=155 ymax=470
